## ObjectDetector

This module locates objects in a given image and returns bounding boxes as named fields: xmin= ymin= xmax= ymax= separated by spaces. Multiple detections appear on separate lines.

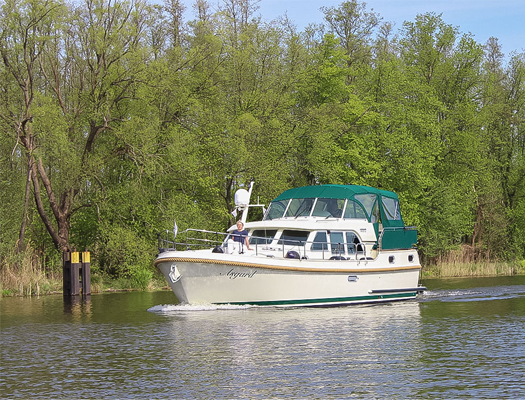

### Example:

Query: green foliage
xmin=508 ymin=197 xmax=525 ymax=259
xmin=131 ymin=268 xmax=154 ymax=291
xmin=98 ymin=225 xmax=154 ymax=283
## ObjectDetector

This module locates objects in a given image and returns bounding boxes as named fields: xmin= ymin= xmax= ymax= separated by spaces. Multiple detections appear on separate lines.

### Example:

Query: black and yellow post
xmin=63 ymin=251 xmax=92 ymax=314
xmin=81 ymin=251 xmax=91 ymax=295
xmin=63 ymin=251 xmax=87 ymax=296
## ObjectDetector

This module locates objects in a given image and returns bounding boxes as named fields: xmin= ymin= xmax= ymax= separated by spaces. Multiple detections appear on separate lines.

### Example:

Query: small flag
xmin=173 ymin=220 xmax=178 ymax=238
xmin=231 ymin=209 xmax=238 ymax=218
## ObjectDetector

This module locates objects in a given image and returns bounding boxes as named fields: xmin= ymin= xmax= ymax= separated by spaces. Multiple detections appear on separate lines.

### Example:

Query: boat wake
xmin=148 ymin=303 xmax=256 ymax=313
xmin=419 ymin=285 xmax=525 ymax=303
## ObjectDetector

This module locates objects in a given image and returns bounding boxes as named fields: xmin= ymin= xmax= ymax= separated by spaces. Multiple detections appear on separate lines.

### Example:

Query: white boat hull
xmin=155 ymin=250 xmax=422 ymax=307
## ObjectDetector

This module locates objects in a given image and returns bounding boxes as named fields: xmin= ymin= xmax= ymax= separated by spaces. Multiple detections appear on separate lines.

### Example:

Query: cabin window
xmin=284 ymin=198 xmax=314 ymax=217
xmin=312 ymin=198 xmax=345 ymax=217
xmin=330 ymin=231 xmax=345 ymax=255
xmin=343 ymin=200 xmax=367 ymax=219
xmin=354 ymin=194 xmax=377 ymax=221
xmin=382 ymin=197 xmax=401 ymax=220
xmin=264 ymin=200 xmax=289 ymax=220
xmin=346 ymin=232 xmax=359 ymax=254
xmin=311 ymin=232 xmax=328 ymax=251
xmin=277 ymin=230 xmax=309 ymax=246
xmin=249 ymin=230 xmax=277 ymax=245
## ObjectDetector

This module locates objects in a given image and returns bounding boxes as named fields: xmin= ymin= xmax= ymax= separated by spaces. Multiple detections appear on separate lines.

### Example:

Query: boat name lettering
xmin=226 ymin=269 xmax=257 ymax=279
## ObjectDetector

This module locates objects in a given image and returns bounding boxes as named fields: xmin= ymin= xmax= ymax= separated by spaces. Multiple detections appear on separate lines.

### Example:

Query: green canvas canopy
xmin=273 ymin=185 xmax=398 ymax=202
xmin=273 ymin=184 xmax=403 ymax=226
xmin=268 ymin=184 xmax=417 ymax=250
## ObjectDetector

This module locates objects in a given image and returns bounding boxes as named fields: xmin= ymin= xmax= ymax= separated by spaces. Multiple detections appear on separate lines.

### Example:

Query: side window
xmin=277 ymin=230 xmax=309 ymax=246
xmin=311 ymin=232 xmax=328 ymax=251
xmin=346 ymin=232 xmax=358 ymax=254
xmin=343 ymin=199 xmax=367 ymax=219
xmin=330 ymin=231 xmax=344 ymax=254
xmin=249 ymin=230 xmax=277 ymax=245
xmin=354 ymin=194 xmax=377 ymax=221
xmin=382 ymin=197 xmax=401 ymax=220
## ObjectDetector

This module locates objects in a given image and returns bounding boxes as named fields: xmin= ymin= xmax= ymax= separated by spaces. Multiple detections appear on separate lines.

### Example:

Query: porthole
xmin=388 ymin=255 xmax=395 ymax=264
xmin=408 ymin=254 xmax=414 ymax=263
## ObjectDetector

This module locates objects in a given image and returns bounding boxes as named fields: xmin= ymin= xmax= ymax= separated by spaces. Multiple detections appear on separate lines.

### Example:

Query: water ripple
xmin=2 ymin=280 xmax=525 ymax=399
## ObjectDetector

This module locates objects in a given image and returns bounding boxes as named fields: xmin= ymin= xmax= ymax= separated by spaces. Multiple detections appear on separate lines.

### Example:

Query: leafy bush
xmin=131 ymin=267 xmax=154 ymax=291
xmin=98 ymin=225 xmax=155 ymax=286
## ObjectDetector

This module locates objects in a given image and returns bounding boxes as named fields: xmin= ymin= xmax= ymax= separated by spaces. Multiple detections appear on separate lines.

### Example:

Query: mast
xmin=240 ymin=179 xmax=254 ymax=223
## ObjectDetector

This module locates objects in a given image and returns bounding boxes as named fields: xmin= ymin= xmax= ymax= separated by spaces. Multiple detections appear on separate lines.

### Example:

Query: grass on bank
xmin=421 ymin=245 xmax=525 ymax=278
xmin=421 ymin=260 xmax=525 ymax=278
xmin=0 ymin=269 xmax=169 ymax=297
xmin=0 ymin=247 xmax=61 ymax=297
xmin=0 ymin=247 xmax=168 ymax=297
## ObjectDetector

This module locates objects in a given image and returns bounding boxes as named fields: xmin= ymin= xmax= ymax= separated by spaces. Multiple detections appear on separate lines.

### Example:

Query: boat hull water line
xmin=155 ymin=182 xmax=426 ymax=307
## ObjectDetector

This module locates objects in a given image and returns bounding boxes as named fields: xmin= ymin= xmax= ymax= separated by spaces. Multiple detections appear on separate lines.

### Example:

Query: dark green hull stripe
xmin=216 ymin=292 xmax=417 ymax=306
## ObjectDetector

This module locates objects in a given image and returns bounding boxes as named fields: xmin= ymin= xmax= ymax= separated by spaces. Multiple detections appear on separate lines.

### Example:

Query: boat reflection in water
xmin=155 ymin=181 xmax=426 ymax=307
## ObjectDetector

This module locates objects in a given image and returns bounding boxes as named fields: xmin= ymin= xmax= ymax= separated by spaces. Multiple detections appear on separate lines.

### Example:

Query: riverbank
xmin=1 ymin=260 xmax=524 ymax=297
xmin=421 ymin=260 xmax=525 ymax=278
xmin=0 ymin=270 xmax=170 ymax=297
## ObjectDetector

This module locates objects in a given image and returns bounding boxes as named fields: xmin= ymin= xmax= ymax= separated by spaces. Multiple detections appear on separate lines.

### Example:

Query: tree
xmin=395 ymin=13 xmax=486 ymax=261
xmin=322 ymin=0 xmax=380 ymax=80
xmin=0 ymin=0 xmax=150 ymax=253
xmin=477 ymin=45 xmax=525 ymax=259
xmin=1 ymin=0 xmax=69 ymax=253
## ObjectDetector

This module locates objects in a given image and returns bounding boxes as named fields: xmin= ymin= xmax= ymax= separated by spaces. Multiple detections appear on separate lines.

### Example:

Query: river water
xmin=1 ymin=276 xmax=524 ymax=399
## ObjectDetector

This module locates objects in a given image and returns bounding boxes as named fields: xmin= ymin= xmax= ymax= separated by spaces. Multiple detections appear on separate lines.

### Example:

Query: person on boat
xmin=228 ymin=220 xmax=252 ymax=253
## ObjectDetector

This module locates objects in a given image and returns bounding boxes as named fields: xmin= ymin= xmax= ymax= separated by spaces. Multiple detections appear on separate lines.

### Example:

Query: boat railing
xmin=158 ymin=229 xmax=228 ymax=251
xmin=158 ymin=230 xmax=176 ymax=250
xmin=158 ymin=229 xmax=368 ymax=260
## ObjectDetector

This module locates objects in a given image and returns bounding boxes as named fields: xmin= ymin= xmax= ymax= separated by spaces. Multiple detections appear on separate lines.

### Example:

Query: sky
xmin=177 ymin=0 xmax=525 ymax=58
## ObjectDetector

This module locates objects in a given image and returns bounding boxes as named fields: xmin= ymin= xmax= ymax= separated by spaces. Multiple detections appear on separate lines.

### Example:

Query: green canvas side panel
xmin=382 ymin=219 xmax=404 ymax=228
xmin=381 ymin=228 xmax=417 ymax=250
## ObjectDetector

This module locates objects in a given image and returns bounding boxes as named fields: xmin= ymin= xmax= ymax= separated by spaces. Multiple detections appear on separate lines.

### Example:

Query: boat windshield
xmin=262 ymin=185 xmax=405 ymax=226
xmin=264 ymin=200 xmax=289 ymax=220
xmin=312 ymin=198 xmax=345 ymax=217
xmin=264 ymin=197 xmax=369 ymax=220
xmin=284 ymin=198 xmax=314 ymax=218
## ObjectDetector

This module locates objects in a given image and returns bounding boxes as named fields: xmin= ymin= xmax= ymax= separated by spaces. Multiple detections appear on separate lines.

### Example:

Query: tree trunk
xmin=29 ymin=157 xmax=71 ymax=253
xmin=16 ymin=157 xmax=33 ymax=256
